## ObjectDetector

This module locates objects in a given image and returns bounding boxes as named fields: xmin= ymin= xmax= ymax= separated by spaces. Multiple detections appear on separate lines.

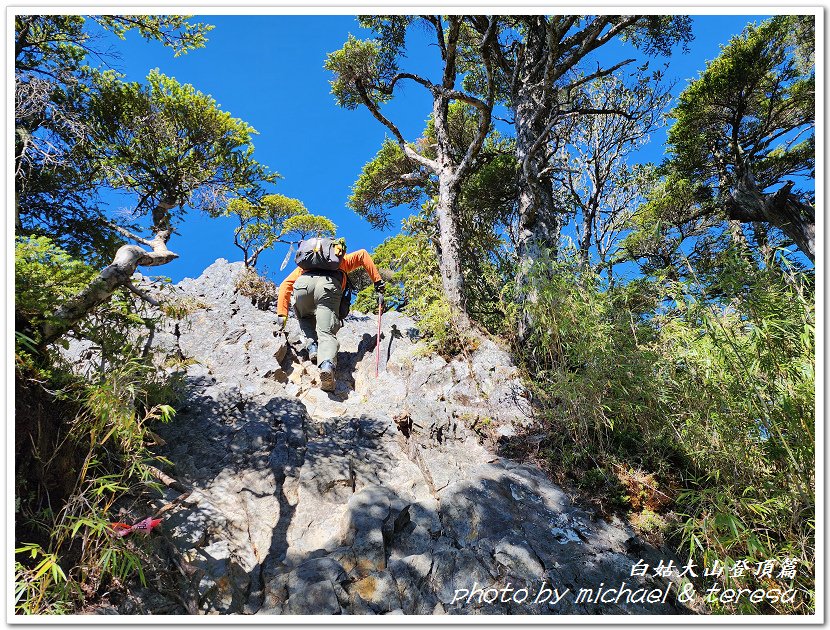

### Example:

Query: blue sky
xmin=91 ymin=14 xmax=772 ymax=283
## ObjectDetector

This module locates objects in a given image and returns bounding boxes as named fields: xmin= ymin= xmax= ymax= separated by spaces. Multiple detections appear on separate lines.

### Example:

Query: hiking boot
xmin=306 ymin=341 xmax=318 ymax=364
xmin=319 ymin=360 xmax=335 ymax=392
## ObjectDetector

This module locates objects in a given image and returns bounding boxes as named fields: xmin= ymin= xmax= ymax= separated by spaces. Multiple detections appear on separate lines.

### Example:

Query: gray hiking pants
xmin=292 ymin=273 xmax=343 ymax=366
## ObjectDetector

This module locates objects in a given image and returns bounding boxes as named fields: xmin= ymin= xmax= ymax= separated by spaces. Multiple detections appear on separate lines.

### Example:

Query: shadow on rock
xmin=252 ymin=453 xmax=698 ymax=616
xmin=116 ymin=261 xmax=702 ymax=617
xmin=150 ymin=376 xmax=308 ymax=614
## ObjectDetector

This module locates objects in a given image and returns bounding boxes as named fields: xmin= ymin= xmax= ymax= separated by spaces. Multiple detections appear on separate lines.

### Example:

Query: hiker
xmin=276 ymin=237 xmax=385 ymax=392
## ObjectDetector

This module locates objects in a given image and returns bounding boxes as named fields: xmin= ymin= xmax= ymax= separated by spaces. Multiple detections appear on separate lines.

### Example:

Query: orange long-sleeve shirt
xmin=276 ymin=249 xmax=382 ymax=317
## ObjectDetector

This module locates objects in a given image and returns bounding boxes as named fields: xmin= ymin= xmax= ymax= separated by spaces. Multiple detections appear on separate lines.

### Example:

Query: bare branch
xmin=421 ymin=15 xmax=447 ymax=61
xmin=125 ymin=281 xmax=160 ymax=307
xmin=442 ymin=16 xmax=462 ymax=89
xmin=562 ymin=58 xmax=636 ymax=93
xmin=558 ymin=107 xmax=635 ymax=121
xmin=441 ymin=88 xmax=490 ymax=111
xmin=456 ymin=16 xmax=496 ymax=181
xmin=555 ymin=17 xmax=638 ymax=84
xmin=387 ymin=72 xmax=434 ymax=93
xmin=538 ymin=164 xmax=582 ymax=178
xmin=355 ymin=78 xmax=439 ymax=173
xmin=103 ymin=220 xmax=155 ymax=247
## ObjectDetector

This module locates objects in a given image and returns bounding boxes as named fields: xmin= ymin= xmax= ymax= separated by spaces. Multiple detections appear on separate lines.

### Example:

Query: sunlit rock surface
xmin=100 ymin=259 xmax=695 ymax=616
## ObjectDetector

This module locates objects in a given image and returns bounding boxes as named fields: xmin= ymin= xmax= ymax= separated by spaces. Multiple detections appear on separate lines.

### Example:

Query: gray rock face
xmin=121 ymin=259 xmax=694 ymax=616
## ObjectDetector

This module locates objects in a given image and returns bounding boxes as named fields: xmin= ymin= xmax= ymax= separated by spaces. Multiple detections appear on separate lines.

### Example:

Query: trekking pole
xmin=375 ymin=293 xmax=384 ymax=377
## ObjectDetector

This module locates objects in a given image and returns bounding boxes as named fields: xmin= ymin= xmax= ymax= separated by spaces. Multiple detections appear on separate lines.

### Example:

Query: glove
xmin=374 ymin=280 xmax=386 ymax=294
xmin=277 ymin=315 xmax=287 ymax=331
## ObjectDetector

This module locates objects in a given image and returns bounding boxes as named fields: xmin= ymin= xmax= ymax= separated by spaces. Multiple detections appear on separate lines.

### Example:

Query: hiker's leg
xmin=292 ymin=275 xmax=318 ymax=345
xmin=313 ymin=275 xmax=343 ymax=366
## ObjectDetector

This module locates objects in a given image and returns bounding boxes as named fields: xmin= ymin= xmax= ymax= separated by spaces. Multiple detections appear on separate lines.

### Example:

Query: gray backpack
xmin=294 ymin=237 xmax=343 ymax=271
xmin=295 ymin=237 xmax=352 ymax=318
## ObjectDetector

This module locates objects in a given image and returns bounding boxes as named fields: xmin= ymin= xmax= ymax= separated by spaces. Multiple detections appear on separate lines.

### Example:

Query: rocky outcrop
xmin=102 ymin=259 xmax=697 ymax=616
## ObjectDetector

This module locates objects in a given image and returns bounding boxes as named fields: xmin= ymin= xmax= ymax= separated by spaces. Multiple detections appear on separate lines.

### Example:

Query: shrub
xmin=15 ymin=236 xmax=183 ymax=613
xmin=235 ymin=266 xmax=279 ymax=311
xmin=515 ymin=246 xmax=814 ymax=613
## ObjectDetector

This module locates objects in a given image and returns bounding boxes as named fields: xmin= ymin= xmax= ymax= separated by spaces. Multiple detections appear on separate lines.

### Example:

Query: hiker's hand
xmin=277 ymin=315 xmax=287 ymax=331
xmin=374 ymin=280 xmax=386 ymax=294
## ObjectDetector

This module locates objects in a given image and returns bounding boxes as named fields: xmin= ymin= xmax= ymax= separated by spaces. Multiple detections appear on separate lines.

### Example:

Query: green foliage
xmin=20 ymin=244 xmax=164 ymax=376
xmin=14 ymin=543 xmax=69 ymax=614
xmin=16 ymin=236 xmax=97 ymax=338
xmin=329 ymin=17 xmax=421 ymax=109
xmin=15 ymin=15 xmax=216 ymax=260
xmin=16 ymin=15 xmax=211 ymax=74
xmin=79 ymin=357 xmax=176 ymax=460
xmin=516 ymin=250 xmax=671 ymax=471
xmin=352 ymin=230 xmax=475 ymax=356
xmin=16 ymin=235 xmax=167 ymax=373
xmin=352 ymin=232 xmax=433 ymax=314
xmin=329 ymin=16 xmax=505 ymax=322
xmin=620 ymin=16 xmax=694 ymax=56
xmin=648 ymin=15 xmax=815 ymax=261
xmin=16 ymin=238 xmax=182 ymax=614
xmin=226 ymin=194 xmax=334 ymax=267
xmin=15 ymin=347 xmax=179 ymax=614
xmin=348 ymin=139 xmax=425 ymax=229
xmin=89 ymin=69 xmax=276 ymax=219
xmin=619 ymin=173 xmax=718 ymax=276
xmin=661 ymin=257 xmax=814 ymax=605
xmin=356 ymin=15 xmax=413 ymax=71
xmin=630 ymin=508 xmax=667 ymax=536
xmin=347 ymin=102 xmax=515 ymax=336
xmin=93 ymin=15 xmax=213 ymax=57
xmin=348 ymin=102 xmax=513 ymax=236
xmin=16 ymin=15 xmax=89 ymax=74
xmin=324 ymin=35 xmax=392 ymax=110
xmin=667 ymin=15 xmax=814 ymax=185
xmin=282 ymin=213 xmax=336 ymax=239
xmin=515 ymin=247 xmax=814 ymax=613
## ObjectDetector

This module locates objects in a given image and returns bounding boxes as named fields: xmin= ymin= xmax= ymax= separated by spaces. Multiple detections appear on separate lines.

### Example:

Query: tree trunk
xmin=578 ymin=205 xmax=596 ymax=269
xmin=508 ymin=18 xmax=566 ymax=340
xmin=513 ymin=90 xmax=562 ymax=340
xmin=753 ymin=222 xmax=775 ymax=267
xmin=728 ymin=219 xmax=751 ymax=251
xmin=41 ymin=202 xmax=178 ymax=345
xmin=728 ymin=176 xmax=815 ymax=262
xmin=15 ymin=187 xmax=22 ymax=233
xmin=762 ymin=193 xmax=815 ymax=263
xmin=435 ymin=177 xmax=471 ymax=328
